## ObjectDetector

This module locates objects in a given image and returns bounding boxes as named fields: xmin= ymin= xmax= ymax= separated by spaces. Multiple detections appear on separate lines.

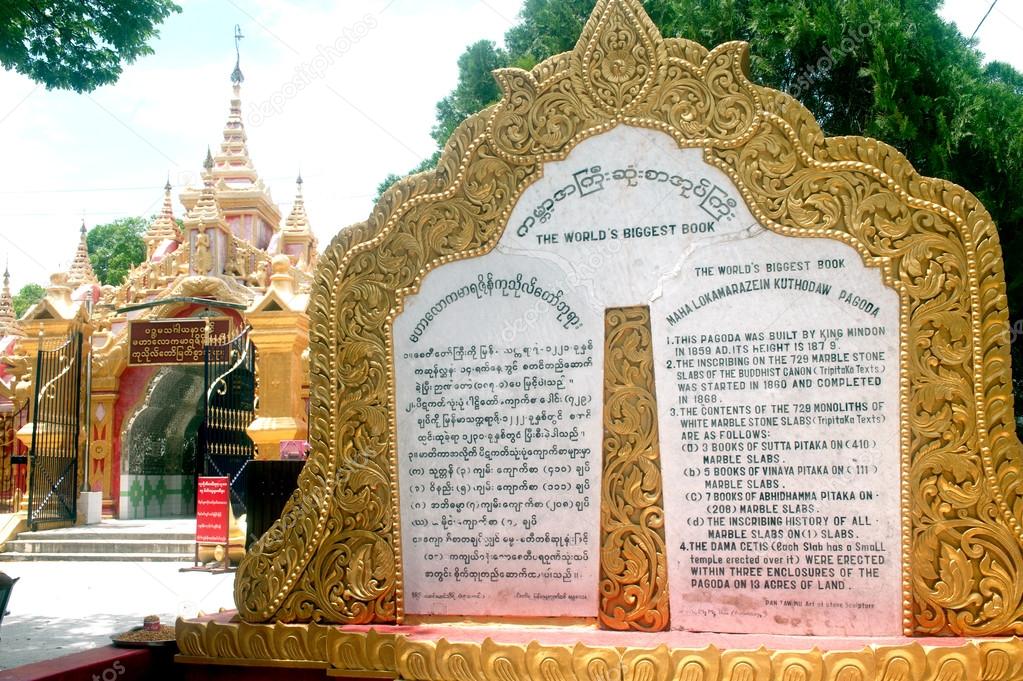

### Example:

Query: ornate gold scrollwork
xmin=600 ymin=307 xmax=669 ymax=631
xmin=229 ymin=0 xmax=1023 ymax=639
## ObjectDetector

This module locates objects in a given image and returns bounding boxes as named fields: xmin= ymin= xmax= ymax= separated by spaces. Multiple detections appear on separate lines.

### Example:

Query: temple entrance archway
xmin=119 ymin=366 xmax=205 ymax=519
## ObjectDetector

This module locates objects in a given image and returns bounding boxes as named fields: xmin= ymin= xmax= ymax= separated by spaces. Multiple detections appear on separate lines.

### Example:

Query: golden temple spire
xmin=144 ymin=179 xmax=183 ymax=259
xmin=194 ymin=149 xmax=225 ymax=224
xmin=0 ymin=264 xmax=16 ymax=335
xmin=179 ymin=27 xmax=281 ymax=250
xmin=183 ymin=150 xmax=230 ymax=276
xmin=67 ymin=220 xmax=99 ymax=287
xmin=284 ymin=174 xmax=311 ymax=234
xmin=281 ymin=174 xmax=318 ymax=269
xmin=213 ymin=27 xmax=260 ymax=189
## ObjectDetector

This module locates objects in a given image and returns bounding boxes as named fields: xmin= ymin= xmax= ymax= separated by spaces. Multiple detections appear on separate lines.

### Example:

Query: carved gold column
xmin=599 ymin=306 xmax=670 ymax=631
xmin=90 ymin=329 xmax=125 ymax=513
xmin=245 ymin=256 xmax=310 ymax=461
xmin=87 ymin=394 xmax=117 ymax=507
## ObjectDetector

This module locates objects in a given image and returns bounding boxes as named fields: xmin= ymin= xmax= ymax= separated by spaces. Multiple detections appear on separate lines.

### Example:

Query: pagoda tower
xmin=182 ymin=151 xmax=231 ymax=276
xmin=280 ymin=175 xmax=318 ymax=269
xmin=0 ymin=266 xmax=16 ymax=337
xmin=144 ymin=180 xmax=182 ymax=260
xmin=67 ymin=221 xmax=99 ymax=287
xmin=180 ymin=55 xmax=280 ymax=254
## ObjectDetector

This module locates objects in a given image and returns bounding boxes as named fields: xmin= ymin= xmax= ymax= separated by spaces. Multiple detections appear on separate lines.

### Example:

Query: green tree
xmin=86 ymin=216 xmax=147 ymax=286
xmin=12 ymin=283 xmax=44 ymax=318
xmin=377 ymin=40 xmax=508 ymax=199
xmin=0 ymin=0 xmax=180 ymax=92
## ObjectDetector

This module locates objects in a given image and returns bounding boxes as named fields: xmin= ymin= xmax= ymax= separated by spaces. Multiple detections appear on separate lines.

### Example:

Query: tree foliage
xmin=381 ymin=0 xmax=1023 ymax=317
xmin=12 ymin=283 xmax=44 ymax=318
xmin=0 ymin=0 xmax=180 ymax=92
xmin=86 ymin=217 xmax=147 ymax=286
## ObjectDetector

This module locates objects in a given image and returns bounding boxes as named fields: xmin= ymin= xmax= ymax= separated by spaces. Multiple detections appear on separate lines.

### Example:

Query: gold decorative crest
xmin=232 ymin=0 xmax=1023 ymax=637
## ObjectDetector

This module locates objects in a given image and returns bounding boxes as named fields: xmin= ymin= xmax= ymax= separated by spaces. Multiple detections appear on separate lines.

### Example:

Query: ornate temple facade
xmin=0 ymin=68 xmax=317 ymax=519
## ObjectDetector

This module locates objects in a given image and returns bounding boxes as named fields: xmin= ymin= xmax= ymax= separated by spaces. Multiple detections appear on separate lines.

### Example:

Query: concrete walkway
xmin=0 ymin=560 xmax=235 ymax=669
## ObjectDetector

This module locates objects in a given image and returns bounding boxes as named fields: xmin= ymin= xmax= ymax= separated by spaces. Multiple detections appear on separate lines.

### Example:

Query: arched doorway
xmin=119 ymin=366 xmax=205 ymax=519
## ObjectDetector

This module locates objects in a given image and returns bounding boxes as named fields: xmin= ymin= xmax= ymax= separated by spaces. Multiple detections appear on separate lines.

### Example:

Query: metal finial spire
xmin=204 ymin=147 xmax=214 ymax=172
xmin=231 ymin=24 xmax=245 ymax=85
xmin=164 ymin=175 xmax=172 ymax=193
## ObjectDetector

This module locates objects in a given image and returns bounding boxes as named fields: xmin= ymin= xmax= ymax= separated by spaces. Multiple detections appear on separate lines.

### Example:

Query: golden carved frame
xmin=231 ymin=0 xmax=1023 ymax=639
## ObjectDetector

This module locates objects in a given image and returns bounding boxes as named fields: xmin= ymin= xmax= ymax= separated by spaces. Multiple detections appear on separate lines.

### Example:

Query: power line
xmin=0 ymin=178 xmax=374 ymax=198
xmin=972 ymin=0 xmax=1000 ymax=39
xmin=996 ymin=7 xmax=1023 ymax=34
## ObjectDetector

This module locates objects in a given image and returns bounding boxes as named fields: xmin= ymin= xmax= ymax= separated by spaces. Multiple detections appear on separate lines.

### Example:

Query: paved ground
xmin=0 ymin=561 xmax=235 ymax=669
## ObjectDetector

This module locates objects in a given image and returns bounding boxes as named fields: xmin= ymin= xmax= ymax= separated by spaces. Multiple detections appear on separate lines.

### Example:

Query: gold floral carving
xmin=175 ymin=617 xmax=1023 ymax=680
xmin=232 ymin=0 xmax=1023 ymax=638
xmin=175 ymin=617 xmax=395 ymax=673
xmin=600 ymin=307 xmax=669 ymax=631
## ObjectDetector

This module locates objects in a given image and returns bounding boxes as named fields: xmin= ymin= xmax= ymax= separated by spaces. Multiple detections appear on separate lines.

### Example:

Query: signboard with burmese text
xmin=196 ymin=476 xmax=230 ymax=545
xmin=128 ymin=318 xmax=231 ymax=367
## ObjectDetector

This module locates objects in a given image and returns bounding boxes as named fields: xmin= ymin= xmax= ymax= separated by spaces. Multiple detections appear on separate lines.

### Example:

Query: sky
xmin=0 ymin=0 xmax=1020 ymax=292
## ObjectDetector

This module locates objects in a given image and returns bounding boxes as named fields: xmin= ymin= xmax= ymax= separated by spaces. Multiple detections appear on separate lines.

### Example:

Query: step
xmin=13 ymin=531 xmax=195 ymax=542
xmin=5 ymin=539 xmax=196 ymax=555
xmin=0 ymin=552 xmax=195 ymax=562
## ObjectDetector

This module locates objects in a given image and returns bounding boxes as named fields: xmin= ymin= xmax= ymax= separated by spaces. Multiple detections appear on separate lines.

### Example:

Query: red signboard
xmin=127 ymin=318 xmax=231 ymax=367
xmin=196 ymin=476 xmax=230 ymax=545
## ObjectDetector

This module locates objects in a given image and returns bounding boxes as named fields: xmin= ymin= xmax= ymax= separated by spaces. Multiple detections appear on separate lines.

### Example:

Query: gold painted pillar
xmin=245 ymin=255 xmax=310 ymax=461
xmin=90 ymin=329 xmax=126 ymax=514
xmin=87 ymin=393 xmax=117 ymax=508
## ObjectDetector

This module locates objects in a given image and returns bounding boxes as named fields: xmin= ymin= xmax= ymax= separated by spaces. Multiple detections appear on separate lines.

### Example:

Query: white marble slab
xmin=393 ymin=126 xmax=902 ymax=633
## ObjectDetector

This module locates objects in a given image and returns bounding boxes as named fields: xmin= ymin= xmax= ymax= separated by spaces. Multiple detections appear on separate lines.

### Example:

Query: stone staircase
xmin=0 ymin=519 xmax=196 ymax=562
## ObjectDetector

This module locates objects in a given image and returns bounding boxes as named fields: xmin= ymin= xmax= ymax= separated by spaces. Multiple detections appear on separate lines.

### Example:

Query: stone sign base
xmin=176 ymin=614 xmax=1020 ymax=680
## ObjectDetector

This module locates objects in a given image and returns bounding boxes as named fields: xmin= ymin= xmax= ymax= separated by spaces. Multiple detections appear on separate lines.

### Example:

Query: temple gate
xmin=200 ymin=326 xmax=256 ymax=516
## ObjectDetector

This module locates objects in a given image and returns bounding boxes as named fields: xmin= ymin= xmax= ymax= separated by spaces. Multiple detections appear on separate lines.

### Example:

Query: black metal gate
xmin=0 ymin=402 xmax=29 ymax=514
xmin=200 ymin=326 xmax=256 ymax=517
xmin=27 ymin=331 xmax=85 ymax=530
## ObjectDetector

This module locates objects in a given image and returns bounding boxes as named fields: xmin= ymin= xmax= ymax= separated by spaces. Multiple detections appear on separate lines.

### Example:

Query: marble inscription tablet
xmin=394 ymin=126 xmax=902 ymax=633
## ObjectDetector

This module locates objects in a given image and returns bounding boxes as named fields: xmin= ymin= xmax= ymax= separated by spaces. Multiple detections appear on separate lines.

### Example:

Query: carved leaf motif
xmin=934 ymin=543 xmax=977 ymax=608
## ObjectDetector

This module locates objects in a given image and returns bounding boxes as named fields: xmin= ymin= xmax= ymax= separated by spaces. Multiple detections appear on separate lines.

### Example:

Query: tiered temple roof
xmin=284 ymin=175 xmax=309 ymax=234
xmin=144 ymin=180 xmax=182 ymax=258
xmin=181 ymin=65 xmax=280 ymax=231
xmin=67 ymin=221 xmax=99 ymax=287
xmin=282 ymin=175 xmax=318 ymax=269
xmin=0 ymin=267 xmax=16 ymax=336
xmin=191 ymin=150 xmax=228 ymax=226
xmin=80 ymin=52 xmax=313 ymax=311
